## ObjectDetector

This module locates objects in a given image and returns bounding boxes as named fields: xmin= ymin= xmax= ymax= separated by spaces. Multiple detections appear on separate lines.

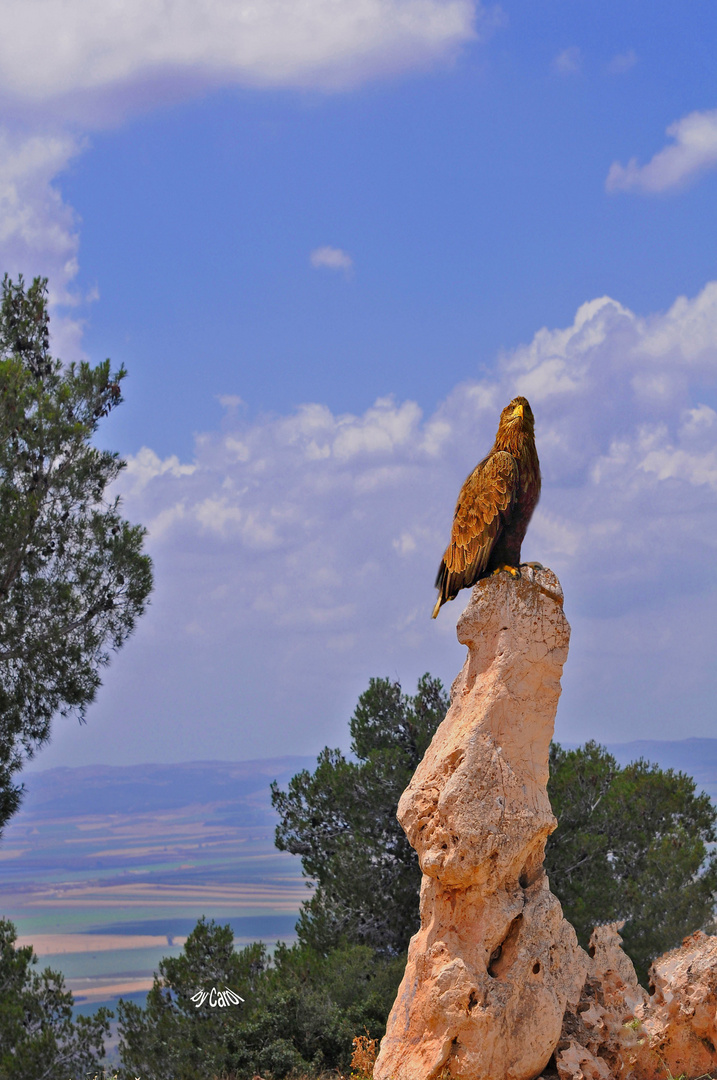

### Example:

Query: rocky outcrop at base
xmin=635 ymin=930 xmax=717 ymax=1079
xmin=550 ymin=923 xmax=649 ymax=1080
xmin=552 ymin=926 xmax=717 ymax=1080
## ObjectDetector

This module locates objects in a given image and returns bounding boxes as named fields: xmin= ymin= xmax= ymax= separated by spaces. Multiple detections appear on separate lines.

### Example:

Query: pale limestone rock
xmin=587 ymin=923 xmax=648 ymax=1021
xmin=553 ymin=923 xmax=648 ymax=1080
xmin=555 ymin=1041 xmax=611 ymax=1080
xmin=374 ymin=567 xmax=588 ymax=1080
xmin=629 ymin=931 xmax=717 ymax=1080
xmin=553 ymin=926 xmax=717 ymax=1080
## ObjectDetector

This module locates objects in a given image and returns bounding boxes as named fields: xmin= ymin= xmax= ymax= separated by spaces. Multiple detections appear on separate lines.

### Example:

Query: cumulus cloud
xmin=552 ymin=46 xmax=581 ymax=75
xmin=606 ymin=107 xmax=717 ymax=193
xmin=0 ymin=0 xmax=480 ymax=121
xmin=310 ymin=246 xmax=354 ymax=275
xmin=0 ymin=128 xmax=89 ymax=359
xmin=67 ymin=278 xmax=717 ymax=767
xmin=0 ymin=131 xmax=79 ymax=283
xmin=123 ymin=447 xmax=197 ymax=492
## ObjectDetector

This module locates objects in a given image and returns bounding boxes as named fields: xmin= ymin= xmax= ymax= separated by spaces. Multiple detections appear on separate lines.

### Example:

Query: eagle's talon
xmin=492 ymin=564 xmax=521 ymax=579
xmin=520 ymin=561 xmax=544 ymax=571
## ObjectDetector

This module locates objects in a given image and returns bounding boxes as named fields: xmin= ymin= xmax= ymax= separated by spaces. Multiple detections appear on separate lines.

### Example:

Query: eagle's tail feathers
xmin=433 ymin=554 xmax=494 ymax=618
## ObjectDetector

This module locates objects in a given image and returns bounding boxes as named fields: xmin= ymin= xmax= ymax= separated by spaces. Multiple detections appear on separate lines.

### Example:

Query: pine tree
xmin=0 ymin=275 xmax=152 ymax=831
xmin=271 ymin=674 xmax=449 ymax=954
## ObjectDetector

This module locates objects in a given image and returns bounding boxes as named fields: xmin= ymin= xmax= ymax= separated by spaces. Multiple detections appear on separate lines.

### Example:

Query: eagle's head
xmin=500 ymin=396 xmax=534 ymax=429
xmin=495 ymin=396 xmax=535 ymax=451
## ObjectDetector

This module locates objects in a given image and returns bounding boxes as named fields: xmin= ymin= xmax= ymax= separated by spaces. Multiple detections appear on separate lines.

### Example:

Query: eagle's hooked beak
xmin=512 ymin=402 xmax=524 ymax=419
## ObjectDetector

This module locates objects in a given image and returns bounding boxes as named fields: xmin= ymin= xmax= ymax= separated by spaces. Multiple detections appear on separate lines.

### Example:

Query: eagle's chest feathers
xmin=500 ymin=433 xmax=540 ymax=512
xmin=516 ymin=444 xmax=540 ymax=508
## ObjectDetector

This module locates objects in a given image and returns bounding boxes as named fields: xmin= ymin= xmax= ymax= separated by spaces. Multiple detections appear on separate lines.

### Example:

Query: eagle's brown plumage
xmin=432 ymin=396 xmax=541 ymax=618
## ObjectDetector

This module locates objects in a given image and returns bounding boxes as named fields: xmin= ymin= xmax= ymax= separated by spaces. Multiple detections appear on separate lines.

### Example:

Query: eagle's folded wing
xmin=434 ymin=451 xmax=518 ymax=604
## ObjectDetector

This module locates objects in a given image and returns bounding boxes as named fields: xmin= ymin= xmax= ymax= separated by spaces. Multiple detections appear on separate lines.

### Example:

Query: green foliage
xmin=0 ymin=917 xmax=111 ymax=1079
xmin=117 ymin=917 xmax=404 ymax=1080
xmin=271 ymin=673 xmax=449 ymax=955
xmin=112 ymin=683 xmax=717 ymax=1074
xmin=246 ymin=940 xmax=403 ymax=1076
xmin=0 ymin=275 xmax=153 ymax=832
xmin=546 ymin=741 xmax=717 ymax=983
xmin=117 ymin=919 xmax=265 ymax=1080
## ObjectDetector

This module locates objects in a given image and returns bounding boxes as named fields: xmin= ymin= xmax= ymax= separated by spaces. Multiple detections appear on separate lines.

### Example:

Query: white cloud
xmin=88 ymin=278 xmax=717 ymax=764
xmin=637 ymin=281 xmax=717 ymax=365
xmin=194 ymin=496 xmax=244 ymax=535
xmin=0 ymin=131 xmax=79 ymax=282
xmin=310 ymin=246 xmax=354 ymax=275
xmin=552 ymin=46 xmax=581 ymax=75
xmin=503 ymin=295 xmax=634 ymax=405
xmin=681 ymin=403 xmax=717 ymax=443
xmin=333 ymin=398 xmax=422 ymax=458
xmin=606 ymin=107 xmax=717 ymax=194
xmin=639 ymin=444 xmax=717 ymax=489
xmin=225 ymin=436 xmax=251 ymax=462
xmin=0 ymin=0 xmax=480 ymax=118
xmin=0 ymin=128 xmax=87 ymax=357
xmin=124 ymin=447 xmax=197 ymax=491
xmin=0 ymin=1 xmax=486 ymax=372
xmin=146 ymin=502 xmax=187 ymax=539
xmin=606 ymin=49 xmax=637 ymax=75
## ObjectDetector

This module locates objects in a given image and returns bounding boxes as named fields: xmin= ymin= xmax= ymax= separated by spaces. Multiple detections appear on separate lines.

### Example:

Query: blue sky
xmin=3 ymin=0 xmax=717 ymax=768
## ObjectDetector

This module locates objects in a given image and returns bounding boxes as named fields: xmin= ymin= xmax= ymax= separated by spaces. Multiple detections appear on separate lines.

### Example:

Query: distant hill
xmin=17 ymin=755 xmax=317 ymax=819
xmin=2 ymin=755 xmax=317 ymax=924
xmin=12 ymin=738 xmax=717 ymax=835
xmin=11 ymin=740 xmax=717 ymax=846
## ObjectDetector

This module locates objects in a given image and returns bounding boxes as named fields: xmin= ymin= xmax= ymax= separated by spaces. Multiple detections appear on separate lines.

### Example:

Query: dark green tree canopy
xmin=546 ymin=740 xmax=717 ymax=983
xmin=271 ymin=673 xmax=449 ymax=955
xmin=118 ymin=918 xmax=265 ymax=1080
xmin=117 ymin=917 xmax=402 ymax=1080
xmin=273 ymin=675 xmax=716 ymax=981
xmin=0 ymin=275 xmax=152 ymax=831
xmin=0 ymin=918 xmax=111 ymax=1079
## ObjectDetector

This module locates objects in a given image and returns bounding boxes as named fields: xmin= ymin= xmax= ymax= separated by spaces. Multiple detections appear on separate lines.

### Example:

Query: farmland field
xmin=0 ymin=757 xmax=314 ymax=1007
xmin=2 ymin=739 xmax=716 ymax=1011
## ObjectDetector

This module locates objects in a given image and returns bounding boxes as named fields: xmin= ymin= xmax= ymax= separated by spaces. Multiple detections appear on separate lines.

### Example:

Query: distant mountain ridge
xmin=17 ymin=755 xmax=316 ymax=819
xmin=16 ymin=739 xmax=717 ymax=816
xmin=565 ymin=738 xmax=717 ymax=802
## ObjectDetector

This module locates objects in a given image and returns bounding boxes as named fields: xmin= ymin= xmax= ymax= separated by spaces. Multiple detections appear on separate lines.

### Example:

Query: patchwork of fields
xmin=0 ymin=757 xmax=314 ymax=1007
xmin=2 ymin=739 xmax=715 ymax=1014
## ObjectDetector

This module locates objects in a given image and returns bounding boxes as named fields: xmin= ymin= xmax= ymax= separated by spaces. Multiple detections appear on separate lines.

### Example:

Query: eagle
xmin=432 ymin=396 xmax=541 ymax=618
